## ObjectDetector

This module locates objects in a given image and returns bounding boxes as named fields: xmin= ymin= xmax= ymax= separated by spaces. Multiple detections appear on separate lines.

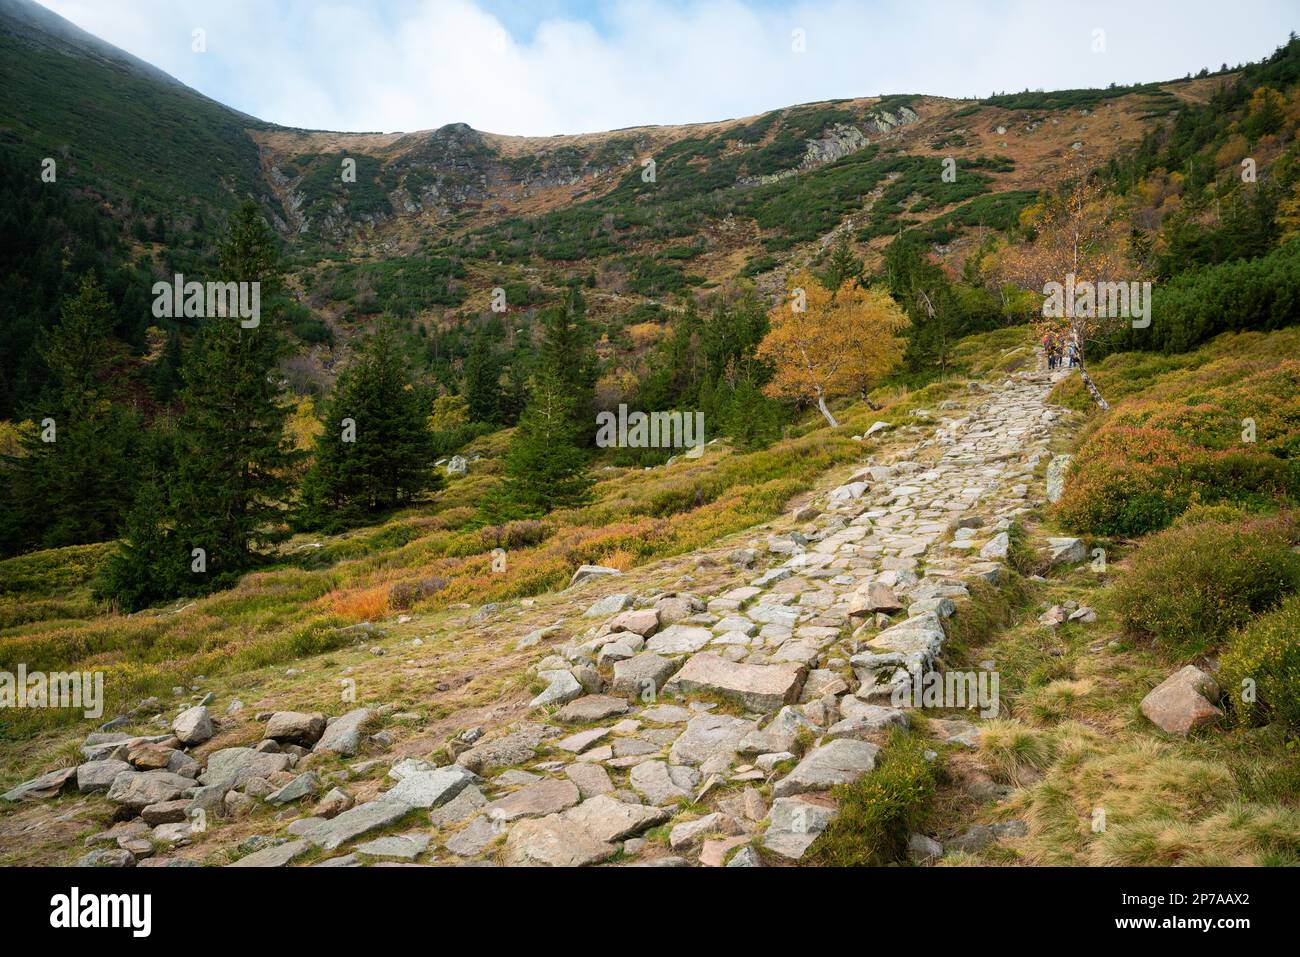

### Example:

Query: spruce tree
xmin=93 ymin=479 xmax=181 ymax=611
xmin=481 ymin=369 xmax=592 ymax=521
xmin=463 ymin=328 xmax=502 ymax=423
xmin=298 ymin=324 xmax=441 ymax=531
xmin=168 ymin=201 xmax=295 ymax=591
xmin=821 ymin=235 xmax=863 ymax=294
xmin=0 ymin=272 xmax=139 ymax=555
xmin=539 ymin=288 xmax=599 ymax=433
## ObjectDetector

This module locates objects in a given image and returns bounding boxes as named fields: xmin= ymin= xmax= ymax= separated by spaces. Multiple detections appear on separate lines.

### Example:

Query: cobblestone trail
xmin=4 ymin=366 xmax=1078 ymax=867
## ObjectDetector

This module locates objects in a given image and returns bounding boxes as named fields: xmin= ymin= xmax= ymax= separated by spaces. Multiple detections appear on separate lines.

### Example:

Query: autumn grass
xmin=939 ymin=503 xmax=1300 ymax=867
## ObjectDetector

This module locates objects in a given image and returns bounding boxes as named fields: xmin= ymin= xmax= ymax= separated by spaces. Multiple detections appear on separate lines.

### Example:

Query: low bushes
xmin=1221 ymin=594 xmax=1300 ymax=728
xmin=1056 ymin=357 xmax=1300 ymax=536
xmin=1111 ymin=514 xmax=1300 ymax=657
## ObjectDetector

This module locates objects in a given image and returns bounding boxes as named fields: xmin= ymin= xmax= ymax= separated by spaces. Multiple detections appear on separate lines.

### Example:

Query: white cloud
xmin=33 ymin=0 xmax=1300 ymax=135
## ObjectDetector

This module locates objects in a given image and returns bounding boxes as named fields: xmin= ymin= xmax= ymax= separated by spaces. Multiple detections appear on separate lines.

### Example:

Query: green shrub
xmin=805 ymin=734 xmax=941 ymax=866
xmin=1221 ymin=594 xmax=1300 ymax=729
xmin=1112 ymin=515 xmax=1300 ymax=656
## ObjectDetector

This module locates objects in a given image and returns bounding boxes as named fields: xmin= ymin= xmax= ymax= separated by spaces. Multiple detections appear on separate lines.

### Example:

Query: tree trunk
xmin=816 ymin=392 xmax=839 ymax=428
xmin=1076 ymin=363 xmax=1110 ymax=411
xmin=1071 ymin=331 xmax=1110 ymax=410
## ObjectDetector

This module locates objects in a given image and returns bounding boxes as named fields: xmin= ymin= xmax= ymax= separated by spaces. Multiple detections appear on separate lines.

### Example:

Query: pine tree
xmin=481 ymin=369 xmax=592 ymax=520
xmin=298 ymin=324 xmax=441 ymax=531
xmin=463 ymin=328 xmax=502 ymax=423
xmin=168 ymin=201 xmax=295 ymax=590
xmin=539 ymin=288 xmax=599 ymax=433
xmin=0 ymin=273 xmax=139 ymax=555
xmin=92 ymin=479 xmax=181 ymax=611
xmin=820 ymin=235 xmax=863 ymax=293
xmin=150 ymin=329 xmax=184 ymax=404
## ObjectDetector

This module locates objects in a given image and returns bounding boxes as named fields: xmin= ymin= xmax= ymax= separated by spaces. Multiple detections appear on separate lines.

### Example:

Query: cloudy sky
xmin=35 ymin=0 xmax=1299 ymax=136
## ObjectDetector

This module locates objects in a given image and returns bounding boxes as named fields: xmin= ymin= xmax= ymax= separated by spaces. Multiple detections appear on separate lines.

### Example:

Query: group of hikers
xmin=1043 ymin=331 xmax=1078 ymax=370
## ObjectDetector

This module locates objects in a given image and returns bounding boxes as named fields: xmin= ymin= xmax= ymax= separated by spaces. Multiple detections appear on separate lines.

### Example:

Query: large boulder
xmin=606 ymin=608 xmax=660 ymax=637
xmin=611 ymin=653 xmax=677 ymax=698
xmin=299 ymin=799 xmax=413 ymax=851
xmin=669 ymin=713 xmax=757 ymax=767
xmin=584 ymin=593 xmax=634 ymax=618
xmin=644 ymin=624 xmax=713 ymax=655
xmin=313 ymin=708 xmax=374 ymax=757
xmin=199 ymin=747 xmax=291 ymax=788
xmin=530 ymin=670 xmax=583 ymax=709
xmin=264 ymin=711 xmax=327 ymax=747
xmin=1 ymin=767 xmax=77 ymax=802
xmin=1045 ymin=537 xmax=1087 ymax=566
xmin=848 ymin=582 xmax=903 ymax=617
xmin=552 ymin=695 xmax=629 ymax=723
xmin=485 ymin=778 xmax=581 ymax=823
xmin=172 ymin=705 xmax=214 ymax=746
xmin=77 ymin=759 xmax=132 ymax=794
xmin=1140 ymin=666 xmax=1223 ymax=737
xmin=569 ymin=565 xmax=622 ymax=588
xmin=381 ymin=768 xmax=478 ymax=809
xmin=455 ymin=725 xmax=549 ymax=774
xmin=563 ymin=795 xmax=670 ymax=843
xmin=106 ymin=770 xmax=193 ymax=812
xmin=762 ymin=796 xmax=835 ymax=860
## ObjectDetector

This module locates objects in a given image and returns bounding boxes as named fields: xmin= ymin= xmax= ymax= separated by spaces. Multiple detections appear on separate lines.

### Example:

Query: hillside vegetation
xmin=1 ymin=1 xmax=1300 ymax=869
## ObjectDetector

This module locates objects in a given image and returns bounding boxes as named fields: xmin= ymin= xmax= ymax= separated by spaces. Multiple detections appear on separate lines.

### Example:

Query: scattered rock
xmin=664 ymin=654 xmax=804 ymax=712
xmin=313 ymin=708 xmax=374 ymax=757
xmin=265 ymin=711 xmax=327 ymax=747
xmin=1140 ymin=666 xmax=1223 ymax=737
xmin=172 ymin=705 xmax=214 ymax=746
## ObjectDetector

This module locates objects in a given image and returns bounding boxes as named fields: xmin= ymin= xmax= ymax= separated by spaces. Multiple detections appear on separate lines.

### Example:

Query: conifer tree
xmin=0 ymin=272 xmax=139 ymax=555
xmin=93 ymin=479 xmax=181 ymax=611
xmin=539 ymin=288 xmax=599 ymax=433
xmin=298 ymin=324 xmax=441 ymax=531
xmin=481 ymin=369 xmax=592 ymax=520
xmin=168 ymin=201 xmax=295 ymax=590
xmin=820 ymin=235 xmax=864 ymax=293
xmin=463 ymin=328 xmax=502 ymax=423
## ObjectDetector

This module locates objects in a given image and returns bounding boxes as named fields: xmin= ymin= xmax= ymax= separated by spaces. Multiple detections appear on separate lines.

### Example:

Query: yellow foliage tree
xmin=997 ymin=154 xmax=1141 ymax=409
xmin=757 ymin=271 xmax=908 ymax=428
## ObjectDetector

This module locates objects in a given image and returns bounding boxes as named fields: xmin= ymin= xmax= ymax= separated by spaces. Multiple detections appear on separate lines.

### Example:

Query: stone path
xmin=4 ymin=365 xmax=1079 ymax=867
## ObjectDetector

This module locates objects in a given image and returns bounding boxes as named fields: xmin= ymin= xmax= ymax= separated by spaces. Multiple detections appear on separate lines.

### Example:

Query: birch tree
xmin=757 ymin=271 xmax=908 ymax=428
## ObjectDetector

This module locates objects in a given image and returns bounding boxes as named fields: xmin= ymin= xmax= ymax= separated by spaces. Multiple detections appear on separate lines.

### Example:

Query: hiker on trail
xmin=1045 ymin=333 xmax=1059 ymax=370
xmin=1066 ymin=338 xmax=1078 ymax=368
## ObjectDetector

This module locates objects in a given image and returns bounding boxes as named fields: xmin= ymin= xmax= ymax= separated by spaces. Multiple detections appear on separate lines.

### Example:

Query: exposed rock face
xmin=1140 ymin=666 xmax=1223 ymax=737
